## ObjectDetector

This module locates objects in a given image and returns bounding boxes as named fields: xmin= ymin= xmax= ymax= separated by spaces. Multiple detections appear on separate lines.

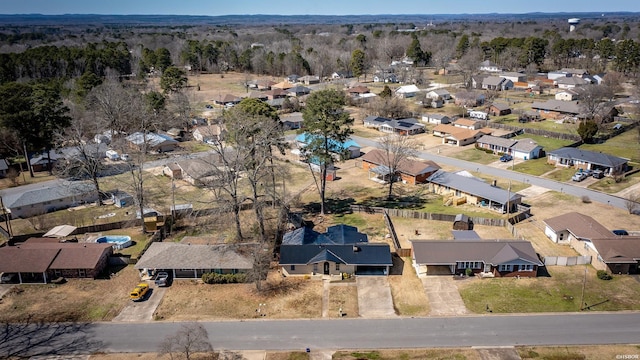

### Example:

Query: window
xmin=520 ymin=264 xmax=533 ymax=271
xmin=313 ymin=264 xmax=318 ymax=273
xmin=290 ymin=265 xmax=295 ymax=271
xmin=335 ymin=263 xmax=340 ymax=271
xmin=78 ymin=269 xmax=86 ymax=277
xmin=499 ymin=264 xmax=512 ymax=272
xmin=54 ymin=270 xmax=61 ymax=277
xmin=458 ymin=261 xmax=481 ymax=269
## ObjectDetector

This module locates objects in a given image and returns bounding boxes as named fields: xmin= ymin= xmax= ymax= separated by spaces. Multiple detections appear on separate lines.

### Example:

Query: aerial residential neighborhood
xmin=0 ymin=2 xmax=640 ymax=359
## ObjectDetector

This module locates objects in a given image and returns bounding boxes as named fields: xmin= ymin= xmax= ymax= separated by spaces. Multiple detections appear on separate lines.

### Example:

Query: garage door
xmin=356 ymin=266 xmax=386 ymax=275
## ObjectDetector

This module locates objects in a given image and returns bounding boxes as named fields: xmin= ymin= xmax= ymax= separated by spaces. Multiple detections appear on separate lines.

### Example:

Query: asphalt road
xmin=5 ymin=313 xmax=640 ymax=356
xmin=352 ymin=135 xmax=634 ymax=210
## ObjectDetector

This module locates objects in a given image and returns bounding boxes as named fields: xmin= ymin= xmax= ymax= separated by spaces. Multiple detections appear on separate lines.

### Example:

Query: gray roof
xmin=126 ymin=132 xmax=178 ymax=147
xmin=7 ymin=181 xmax=95 ymax=208
xmin=556 ymin=77 xmax=589 ymax=86
xmin=451 ymin=230 xmax=481 ymax=241
xmin=511 ymin=138 xmax=541 ymax=153
xmin=279 ymin=243 xmax=392 ymax=266
xmin=477 ymin=135 xmax=516 ymax=148
xmin=425 ymin=113 xmax=450 ymax=121
xmin=491 ymin=102 xmax=511 ymax=111
xmin=282 ymin=224 xmax=368 ymax=246
xmin=135 ymin=242 xmax=254 ymax=270
xmin=411 ymin=240 xmax=542 ymax=266
xmin=483 ymin=76 xmax=506 ymax=86
xmin=549 ymin=147 xmax=628 ymax=168
xmin=531 ymin=100 xmax=581 ymax=115
xmin=0 ymin=159 xmax=8 ymax=171
xmin=427 ymin=170 xmax=521 ymax=204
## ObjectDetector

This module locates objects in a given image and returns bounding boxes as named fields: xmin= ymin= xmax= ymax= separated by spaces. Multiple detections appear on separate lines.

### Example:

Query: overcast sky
xmin=1 ymin=0 xmax=639 ymax=16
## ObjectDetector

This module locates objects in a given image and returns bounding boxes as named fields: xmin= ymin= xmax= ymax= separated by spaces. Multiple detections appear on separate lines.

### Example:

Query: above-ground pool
xmin=96 ymin=235 xmax=132 ymax=250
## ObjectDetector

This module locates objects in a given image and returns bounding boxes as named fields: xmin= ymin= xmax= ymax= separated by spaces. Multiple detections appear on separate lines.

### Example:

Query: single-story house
xmin=254 ymin=79 xmax=276 ymax=90
xmin=531 ymin=100 xmax=581 ymax=118
xmin=432 ymin=124 xmax=490 ymax=147
xmin=469 ymin=111 xmax=489 ymax=120
xmin=298 ymin=75 xmax=320 ymax=85
xmin=427 ymin=170 xmax=522 ymax=213
xmin=543 ymin=212 xmax=612 ymax=245
xmin=478 ymin=60 xmax=502 ymax=73
xmin=556 ymin=76 xmax=590 ymax=89
xmin=471 ymin=75 xmax=489 ymax=90
xmin=2 ymin=181 xmax=97 ymax=219
xmin=279 ymin=224 xmax=393 ymax=277
xmin=476 ymin=135 xmax=543 ymax=160
xmin=280 ymin=112 xmax=304 ymax=130
xmin=295 ymin=133 xmax=361 ymax=159
xmin=488 ymin=103 xmax=511 ymax=116
xmin=331 ymin=70 xmax=353 ymax=79
xmin=426 ymin=89 xmax=451 ymax=101
xmin=126 ymin=132 xmax=179 ymax=153
xmin=212 ymin=94 xmax=242 ymax=105
xmin=287 ymin=85 xmax=311 ymax=97
xmin=247 ymin=91 xmax=269 ymax=101
xmin=453 ymin=118 xmax=482 ymax=130
xmin=499 ymin=72 xmax=527 ymax=83
xmin=272 ymin=81 xmax=295 ymax=90
xmin=135 ymin=242 xmax=254 ymax=279
xmin=264 ymin=88 xmax=288 ymax=100
xmin=346 ymin=86 xmax=371 ymax=97
xmin=361 ymin=149 xmax=440 ymax=185
xmin=0 ymin=241 xmax=113 ymax=283
xmin=411 ymin=240 xmax=542 ymax=277
xmin=482 ymin=76 xmax=513 ymax=91
xmin=29 ymin=150 xmax=64 ymax=172
xmin=395 ymin=85 xmax=421 ymax=98
xmin=111 ymin=190 xmax=134 ymax=208
xmin=285 ymin=74 xmax=299 ymax=83
xmin=421 ymin=113 xmax=451 ymax=125
xmin=266 ymin=98 xmax=287 ymax=109
xmin=363 ymin=116 xmax=425 ymax=136
xmin=547 ymin=147 xmax=628 ymax=175
xmin=192 ymin=124 xmax=226 ymax=144
xmin=164 ymin=154 xmax=227 ymax=186
xmin=555 ymin=89 xmax=579 ymax=101
xmin=589 ymin=238 xmax=640 ymax=274
xmin=373 ymin=72 xmax=398 ymax=83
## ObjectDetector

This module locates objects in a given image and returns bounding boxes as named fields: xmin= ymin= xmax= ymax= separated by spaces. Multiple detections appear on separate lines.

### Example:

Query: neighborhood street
xmin=6 ymin=313 xmax=640 ymax=356
xmin=352 ymin=135 xmax=635 ymax=211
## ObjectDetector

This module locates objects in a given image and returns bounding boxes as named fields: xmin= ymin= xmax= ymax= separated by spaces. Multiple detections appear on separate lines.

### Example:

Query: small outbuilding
xmin=453 ymin=214 xmax=473 ymax=230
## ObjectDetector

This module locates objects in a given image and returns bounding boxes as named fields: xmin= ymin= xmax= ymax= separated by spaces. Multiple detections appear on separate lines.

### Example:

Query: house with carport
xmin=426 ymin=170 xmax=522 ymax=213
xmin=476 ymin=135 xmax=543 ymax=160
xmin=432 ymin=124 xmax=490 ymax=146
xmin=547 ymin=148 xmax=628 ymax=176
xmin=543 ymin=212 xmax=612 ymax=245
xmin=363 ymin=116 xmax=425 ymax=136
xmin=360 ymin=149 xmax=440 ymax=185
xmin=135 ymin=242 xmax=255 ymax=280
xmin=279 ymin=224 xmax=392 ymax=277
xmin=1 ymin=181 xmax=97 ymax=219
xmin=411 ymin=240 xmax=542 ymax=277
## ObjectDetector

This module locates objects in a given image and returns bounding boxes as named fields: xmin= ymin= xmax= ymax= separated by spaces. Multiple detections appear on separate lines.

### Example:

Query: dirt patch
xmin=0 ymin=265 xmax=139 ymax=322
xmin=154 ymin=273 xmax=323 ymax=321
xmin=518 ymin=345 xmax=640 ymax=360
xmin=327 ymin=283 xmax=359 ymax=318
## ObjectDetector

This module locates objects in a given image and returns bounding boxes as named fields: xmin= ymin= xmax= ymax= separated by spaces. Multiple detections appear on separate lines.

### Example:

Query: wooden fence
xmin=350 ymin=205 xmax=509 ymax=227
xmin=486 ymin=122 xmax=581 ymax=141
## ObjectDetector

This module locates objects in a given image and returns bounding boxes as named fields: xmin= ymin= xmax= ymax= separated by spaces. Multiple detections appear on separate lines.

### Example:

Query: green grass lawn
xmin=546 ymin=167 xmax=576 ymax=182
xmin=580 ymin=128 xmax=640 ymax=163
xmin=493 ymin=117 xmax=579 ymax=135
xmin=513 ymin=157 xmax=556 ymax=176
xmin=459 ymin=266 xmax=640 ymax=313
xmin=512 ymin=134 xmax=573 ymax=152
xmin=451 ymin=148 xmax=500 ymax=164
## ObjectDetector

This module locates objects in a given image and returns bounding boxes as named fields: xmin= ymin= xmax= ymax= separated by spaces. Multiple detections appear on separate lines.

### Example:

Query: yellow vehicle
xmin=130 ymin=283 xmax=149 ymax=301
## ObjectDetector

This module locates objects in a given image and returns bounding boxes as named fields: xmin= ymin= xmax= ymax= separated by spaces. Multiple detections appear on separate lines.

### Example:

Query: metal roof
xmin=411 ymin=240 xmax=542 ymax=266
xmin=427 ymin=170 xmax=521 ymax=204
xmin=548 ymin=147 xmax=628 ymax=168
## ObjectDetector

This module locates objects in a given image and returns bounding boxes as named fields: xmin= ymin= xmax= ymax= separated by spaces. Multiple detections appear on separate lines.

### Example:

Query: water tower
xmin=568 ymin=18 xmax=580 ymax=32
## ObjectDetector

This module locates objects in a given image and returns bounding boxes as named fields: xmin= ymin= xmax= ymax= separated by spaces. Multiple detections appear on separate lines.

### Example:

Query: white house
xmin=478 ymin=60 xmax=502 ymax=73
xmin=555 ymin=89 xmax=579 ymax=101
xmin=426 ymin=89 xmax=451 ymax=101
xmin=499 ymin=72 xmax=527 ymax=83
xmin=421 ymin=113 xmax=451 ymax=125
xmin=193 ymin=125 xmax=226 ymax=144
xmin=395 ymin=85 xmax=421 ymax=98
xmin=556 ymin=77 xmax=589 ymax=89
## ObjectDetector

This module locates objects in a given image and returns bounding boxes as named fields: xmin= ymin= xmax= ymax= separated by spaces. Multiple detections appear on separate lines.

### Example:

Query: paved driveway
xmin=420 ymin=276 xmax=469 ymax=316
xmin=112 ymin=284 xmax=166 ymax=322
xmin=356 ymin=276 xmax=396 ymax=318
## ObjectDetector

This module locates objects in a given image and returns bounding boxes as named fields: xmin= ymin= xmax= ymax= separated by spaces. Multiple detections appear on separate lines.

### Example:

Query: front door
xmin=323 ymin=262 xmax=330 ymax=275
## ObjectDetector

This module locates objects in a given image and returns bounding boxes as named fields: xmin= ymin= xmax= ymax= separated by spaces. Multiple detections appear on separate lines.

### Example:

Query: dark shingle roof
xmin=411 ymin=240 xmax=542 ymax=266
xmin=427 ymin=170 xmax=521 ymax=204
xmin=279 ymin=243 xmax=392 ymax=266
xmin=282 ymin=224 xmax=368 ymax=245
xmin=477 ymin=135 xmax=516 ymax=148
xmin=548 ymin=148 xmax=628 ymax=168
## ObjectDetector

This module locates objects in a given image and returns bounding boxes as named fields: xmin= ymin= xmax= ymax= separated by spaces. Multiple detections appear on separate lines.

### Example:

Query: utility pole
xmin=171 ymin=177 xmax=176 ymax=234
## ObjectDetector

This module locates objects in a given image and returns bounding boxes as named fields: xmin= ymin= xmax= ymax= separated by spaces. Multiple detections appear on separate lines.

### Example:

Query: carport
xmin=355 ymin=265 xmax=388 ymax=276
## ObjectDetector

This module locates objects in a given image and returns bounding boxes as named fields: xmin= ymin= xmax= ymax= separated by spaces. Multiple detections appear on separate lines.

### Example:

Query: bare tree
xmin=625 ymin=193 xmax=640 ymax=214
xmin=576 ymin=84 xmax=615 ymax=122
xmin=458 ymin=47 xmax=483 ymax=88
xmin=377 ymin=134 xmax=418 ymax=199
xmin=366 ymin=96 xmax=411 ymax=119
xmin=159 ymin=323 xmax=213 ymax=360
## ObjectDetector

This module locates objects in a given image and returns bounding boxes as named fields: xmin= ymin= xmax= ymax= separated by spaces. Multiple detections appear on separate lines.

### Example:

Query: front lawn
xmin=580 ymin=128 xmax=640 ymax=162
xmin=513 ymin=158 xmax=556 ymax=176
xmin=588 ymin=170 xmax=640 ymax=194
xmin=512 ymin=133 xmax=574 ymax=152
xmin=451 ymin=148 xmax=499 ymax=164
xmin=546 ymin=167 xmax=575 ymax=182
xmin=458 ymin=266 xmax=640 ymax=313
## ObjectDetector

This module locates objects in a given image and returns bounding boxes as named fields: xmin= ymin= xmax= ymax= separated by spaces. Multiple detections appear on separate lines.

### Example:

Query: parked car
xmin=572 ymin=172 xmax=588 ymax=182
xmin=592 ymin=170 xmax=604 ymax=179
xmin=130 ymin=283 xmax=149 ymax=301
xmin=500 ymin=154 xmax=513 ymax=162
xmin=154 ymin=272 xmax=171 ymax=287
xmin=580 ymin=169 xmax=593 ymax=176
xmin=612 ymin=229 xmax=629 ymax=236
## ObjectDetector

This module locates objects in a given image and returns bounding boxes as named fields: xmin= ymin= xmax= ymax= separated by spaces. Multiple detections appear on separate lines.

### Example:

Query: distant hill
xmin=0 ymin=12 xmax=638 ymax=26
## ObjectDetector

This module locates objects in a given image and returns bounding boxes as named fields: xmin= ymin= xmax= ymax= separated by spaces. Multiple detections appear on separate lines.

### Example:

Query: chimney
xmin=492 ymin=179 xmax=497 ymax=187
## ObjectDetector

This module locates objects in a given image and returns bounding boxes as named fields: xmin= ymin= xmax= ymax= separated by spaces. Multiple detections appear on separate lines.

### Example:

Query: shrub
xmin=596 ymin=270 xmax=612 ymax=280
xmin=201 ymin=272 xmax=247 ymax=284
xmin=465 ymin=268 xmax=473 ymax=277
xmin=581 ymin=196 xmax=591 ymax=203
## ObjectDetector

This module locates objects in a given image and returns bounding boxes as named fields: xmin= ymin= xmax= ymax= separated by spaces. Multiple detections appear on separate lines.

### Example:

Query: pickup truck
xmin=154 ymin=272 xmax=170 ymax=287
xmin=130 ymin=283 xmax=149 ymax=301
